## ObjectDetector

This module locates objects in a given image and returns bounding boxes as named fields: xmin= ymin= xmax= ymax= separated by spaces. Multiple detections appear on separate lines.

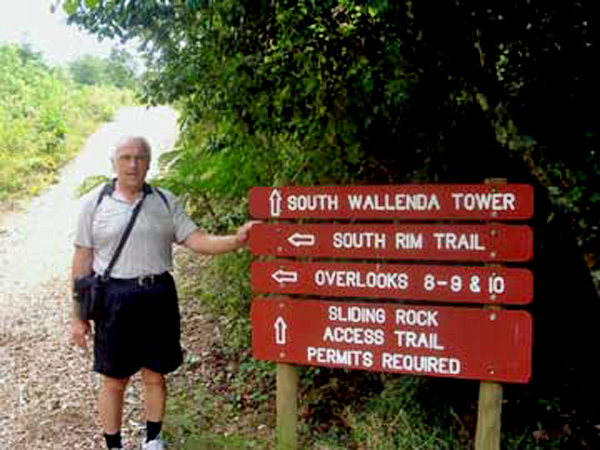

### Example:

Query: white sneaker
xmin=142 ymin=438 xmax=165 ymax=450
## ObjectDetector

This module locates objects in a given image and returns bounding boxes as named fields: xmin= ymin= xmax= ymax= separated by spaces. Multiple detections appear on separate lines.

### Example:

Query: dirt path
xmin=0 ymin=106 xmax=179 ymax=449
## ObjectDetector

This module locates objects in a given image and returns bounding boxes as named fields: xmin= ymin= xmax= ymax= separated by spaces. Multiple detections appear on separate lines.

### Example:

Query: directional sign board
xmin=250 ymin=223 xmax=533 ymax=262
xmin=249 ymin=184 xmax=534 ymax=220
xmin=251 ymin=297 xmax=532 ymax=383
xmin=252 ymin=261 xmax=533 ymax=304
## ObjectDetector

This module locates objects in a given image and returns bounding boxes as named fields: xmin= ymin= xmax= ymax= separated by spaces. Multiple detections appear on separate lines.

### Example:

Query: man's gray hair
xmin=111 ymin=136 xmax=152 ymax=161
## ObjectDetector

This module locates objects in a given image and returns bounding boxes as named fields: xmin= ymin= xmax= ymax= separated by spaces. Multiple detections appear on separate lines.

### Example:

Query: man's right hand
xmin=71 ymin=319 xmax=91 ymax=348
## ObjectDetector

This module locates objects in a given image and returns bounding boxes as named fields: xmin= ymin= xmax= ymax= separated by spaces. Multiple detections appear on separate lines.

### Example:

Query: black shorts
xmin=93 ymin=272 xmax=183 ymax=378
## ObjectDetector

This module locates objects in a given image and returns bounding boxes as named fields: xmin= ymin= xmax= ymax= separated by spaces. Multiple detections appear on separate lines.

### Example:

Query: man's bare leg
xmin=99 ymin=376 xmax=129 ymax=434
xmin=141 ymin=368 xmax=166 ymax=422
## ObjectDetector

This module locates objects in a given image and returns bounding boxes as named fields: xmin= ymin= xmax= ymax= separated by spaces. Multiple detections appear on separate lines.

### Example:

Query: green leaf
xmin=63 ymin=0 xmax=79 ymax=15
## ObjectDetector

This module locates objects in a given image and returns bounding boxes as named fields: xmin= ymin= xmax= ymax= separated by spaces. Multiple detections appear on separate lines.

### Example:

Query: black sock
xmin=146 ymin=421 xmax=162 ymax=442
xmin=105 ymin=432 xmax=122 ymax=449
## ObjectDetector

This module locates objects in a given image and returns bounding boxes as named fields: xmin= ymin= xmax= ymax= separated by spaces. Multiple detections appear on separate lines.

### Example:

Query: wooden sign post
xmin=475 ymin=179 xmax=509 ymax=450
xmin=475 ymin=349 xmax=504 ymax=449
xmin=276 ymin=363 xmax=298 ymax=450
xmin=248 ymin=184 xmax=534 ymax=449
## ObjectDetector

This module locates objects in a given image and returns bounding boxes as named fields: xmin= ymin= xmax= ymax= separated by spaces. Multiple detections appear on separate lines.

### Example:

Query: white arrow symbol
xmin=269 ymin=189 xmax=282 ymax=217
xmin=287 ymin=233 xmax=316 ymax=247
xmin=271 ymin=269 xmax=298 ymax=284
xmin=275 ymin=317 xmax=287 ymax=345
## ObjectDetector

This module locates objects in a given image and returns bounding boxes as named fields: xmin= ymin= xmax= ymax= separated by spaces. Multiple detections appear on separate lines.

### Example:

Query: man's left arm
xmin=183 ymin=221 xmax=258 ymax=255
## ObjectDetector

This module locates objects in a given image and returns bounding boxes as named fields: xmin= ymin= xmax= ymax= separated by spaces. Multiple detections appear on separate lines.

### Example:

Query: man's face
xmin=113 ymin=140 xmax=150 ymax=191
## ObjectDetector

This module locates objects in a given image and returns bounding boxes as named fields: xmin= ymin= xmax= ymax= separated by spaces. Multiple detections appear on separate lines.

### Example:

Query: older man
xmin=71 ymin=136 xmax=254 ymax=450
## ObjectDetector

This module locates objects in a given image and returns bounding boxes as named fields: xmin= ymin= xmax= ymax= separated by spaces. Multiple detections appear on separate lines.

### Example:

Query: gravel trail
xmin=0 ymin=106 xmax=179 ymax=449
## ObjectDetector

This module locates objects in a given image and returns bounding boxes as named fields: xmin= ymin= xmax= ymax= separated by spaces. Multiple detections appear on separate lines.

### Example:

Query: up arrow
xmin=269 ymin=189 xmax=282 ymax=217
xmin=272 ymin=269 xmax=298 ymax=284
xmin=288 ymin=232 xmax=316 ymax=247
xmin=275 ymin=317 xmax=287 ymax=344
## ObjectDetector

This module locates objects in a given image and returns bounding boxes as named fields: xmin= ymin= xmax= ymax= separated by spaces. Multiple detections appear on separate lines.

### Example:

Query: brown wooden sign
xmin=249 ymin=184 xmax=534 ymax=220
xmin=251 ymin=261 xmax=533 ymax=305
xmin=251 ymin=297 xmax=532 ymax=383
xmin=249 ymin=223 xmax=533 ymax=262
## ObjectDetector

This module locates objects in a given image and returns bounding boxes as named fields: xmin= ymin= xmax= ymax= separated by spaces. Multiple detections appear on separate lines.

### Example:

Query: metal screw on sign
xmin=489 ymin=313 xmax=498 ymax=321
xmin=490 ymin=251 xmax=497 ymax=259
xmin=490 ymin=294 xmax=497 ymax=301
xmin=279 ymin=352 xmax=285 ymax=358
xmin=490 ymin=229 xmax=498 ymax=237
xmin=491 ymin=211 xmax=498 ymax=218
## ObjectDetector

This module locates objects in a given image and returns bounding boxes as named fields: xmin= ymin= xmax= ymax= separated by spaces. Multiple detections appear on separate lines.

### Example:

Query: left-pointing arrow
xmin=275 ymin=317 xmax=287 ymax=344
xmin=288 ymin=232 xmax=316 ymax=247
xmin=272 ymin=269 xmax=298 ymax=284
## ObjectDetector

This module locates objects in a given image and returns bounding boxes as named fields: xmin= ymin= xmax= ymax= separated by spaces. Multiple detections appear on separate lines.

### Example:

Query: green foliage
xmin=190 ymin=250 xmax=252 ymax=350
xmin=366 ymin=380 xmax=468 ymax=449
xmin=69 ymin=54 xmax=109 ymax=85
xmin=75 ymin=174 xmax=110 ymax=197
xmin=330 ymin=377 xmax=461 ymax=449
xmin=69 ymin=47 xmax=138 ymax=89
xmin=164 ymin=375 xmax=269 ymax=449
xmin=67 ymin=1 xmax=427 ymax=192
xmin=0 ymin=43 xmax=135 ymax=202
xmin=65 ymin=1 xmax=600 ymax=275
xmin=106 ymin=47 xmax=138 ymax=89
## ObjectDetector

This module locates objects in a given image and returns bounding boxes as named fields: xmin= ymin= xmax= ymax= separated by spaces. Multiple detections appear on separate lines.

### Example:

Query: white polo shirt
xmin=75 ymin=184 xmax=198 ymax=278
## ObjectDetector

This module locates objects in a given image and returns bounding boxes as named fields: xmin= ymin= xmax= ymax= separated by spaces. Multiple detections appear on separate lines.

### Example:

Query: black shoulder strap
xmin=153 ymin=186 xmax=171 ymax=212
xmin=102 ymin=190 xmax=149 ymax=280
xmin=96 ymin=179 xmax=116 ymax=208
xmin=95 ymin=179 xmax=169 ymax=212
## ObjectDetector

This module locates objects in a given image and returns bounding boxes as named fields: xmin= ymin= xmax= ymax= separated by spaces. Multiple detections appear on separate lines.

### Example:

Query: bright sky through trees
xmin=0 ymin=0 xmax=120 ymax=65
